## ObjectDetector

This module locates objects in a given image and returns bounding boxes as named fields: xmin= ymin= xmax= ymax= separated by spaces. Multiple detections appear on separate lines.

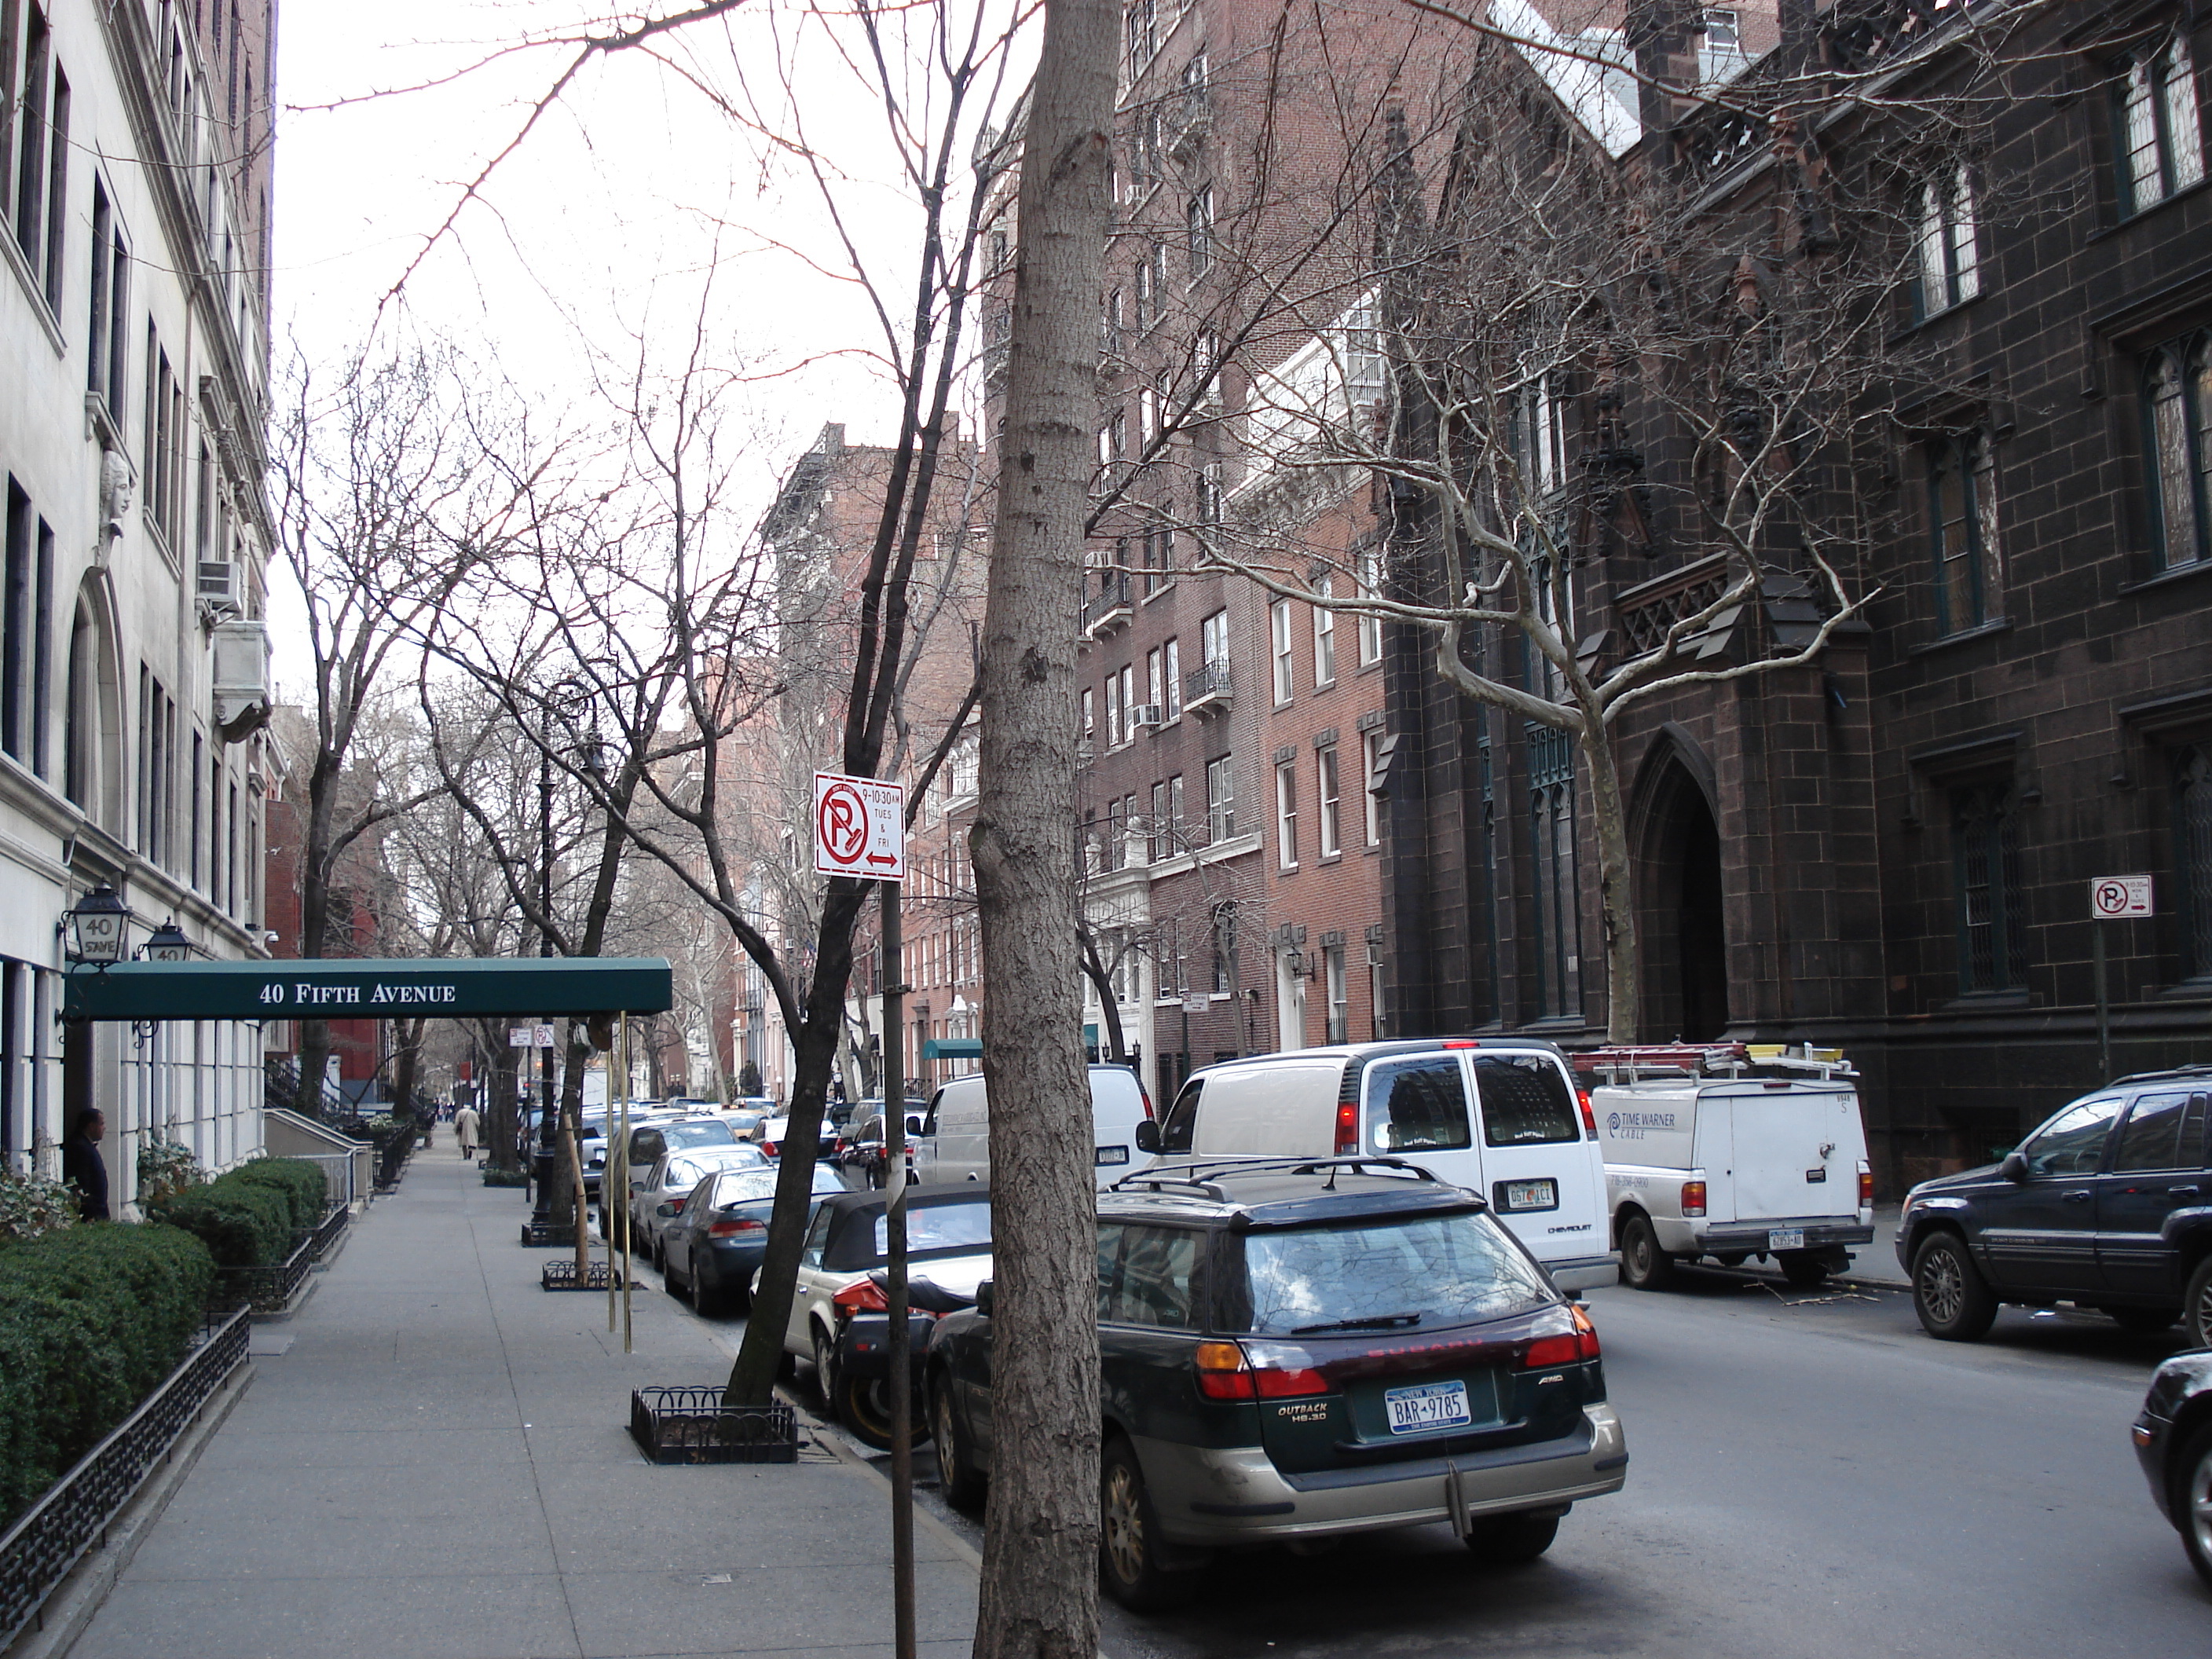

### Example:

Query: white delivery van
xmin=912 ymin=1064 xmax=1152 ymax=1189
xmin=1586 ymin=1046 xmax=1874 ymax=1290
xmin=1139 ymin=1040 xmax=1617 ymax=1292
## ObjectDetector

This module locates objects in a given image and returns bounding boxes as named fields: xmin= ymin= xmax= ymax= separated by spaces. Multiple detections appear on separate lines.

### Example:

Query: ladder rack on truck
xmin=1569 ymin=1042 xmax=1857 ymax=1085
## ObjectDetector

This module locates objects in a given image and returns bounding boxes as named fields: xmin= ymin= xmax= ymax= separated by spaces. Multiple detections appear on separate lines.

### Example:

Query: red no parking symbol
xmin=818 ymin=780 xmax=869 ymax=866
xmin=814 ymin=771 xmax=906 ymax=881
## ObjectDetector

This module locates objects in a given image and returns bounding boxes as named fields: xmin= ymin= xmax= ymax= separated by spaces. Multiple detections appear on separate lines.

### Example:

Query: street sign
xmin=508 ymin=1027 xmax=534 ymax=1049
xmin=2090 ymin=874 xmax=2153 ymax=918
xmin=814 ymin=771 xmax=906 ymax=881
xmin=1182 ymin=993 xmax=1209 ymax=1013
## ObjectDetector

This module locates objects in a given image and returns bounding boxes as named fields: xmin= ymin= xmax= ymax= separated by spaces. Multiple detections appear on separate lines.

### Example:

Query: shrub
xmin=0 ymin=1168 xmax=79 ymax=1243
xmin=150 ymin=1179 xmax=291 ymax=1268
xmin=0 ymin=1222 xmax=214 ymax=1523
xmin=228 ymin=1159 xmax=328 ymax=1232
xmin=136 ymin=1138 xmax=205 ymax=1207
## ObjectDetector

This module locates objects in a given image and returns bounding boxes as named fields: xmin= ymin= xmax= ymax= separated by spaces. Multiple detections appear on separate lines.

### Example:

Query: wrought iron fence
xmin=210 ymin=1204 xmax=346 ymax=1317
xmin=0 ymin=1309 xmax=249 ymax=1647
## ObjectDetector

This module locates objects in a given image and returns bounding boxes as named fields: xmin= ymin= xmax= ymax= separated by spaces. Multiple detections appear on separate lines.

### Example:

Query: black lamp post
xmin=143 ymin=919 xmax=195 ymax=963
xmin=62 ymin=884 xmax=133 ymax=967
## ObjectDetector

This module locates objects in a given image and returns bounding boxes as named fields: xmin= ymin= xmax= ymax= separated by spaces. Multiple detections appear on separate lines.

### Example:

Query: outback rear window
xmin=870 ymin=1199 xmax=992 ymax=1262
xmin=662 ymin=1121 xmax=736 ymax=1152
xmin=1218 ymin=1211 xmax=1554 ymax=1335
xmin=1473 ymin=1056 xmax=1580 ymax=1146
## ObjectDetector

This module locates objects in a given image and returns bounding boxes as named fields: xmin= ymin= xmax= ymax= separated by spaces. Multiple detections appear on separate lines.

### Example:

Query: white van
xmin=1587 ymin=1046 xmax=1874 ymax=1290
xmin=1140 ymin=1040 xmax=1617 ymax=1291
xmin=912 ymin=1064 xmax=1152 ymax=1189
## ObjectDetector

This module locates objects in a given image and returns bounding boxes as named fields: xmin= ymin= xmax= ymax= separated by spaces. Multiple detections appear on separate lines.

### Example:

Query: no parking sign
xmin=2089 ymin=874 xmax=2152 ymax=918
xmin=813 ymin=771 xmax=906 ymax=881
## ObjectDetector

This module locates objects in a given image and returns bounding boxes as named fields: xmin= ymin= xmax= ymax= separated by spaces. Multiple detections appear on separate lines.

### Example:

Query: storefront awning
xmin=63 ymin=958 xmax=674 ymax=1022
xmin=921 ymin=1038 xmax=983 ymax=1060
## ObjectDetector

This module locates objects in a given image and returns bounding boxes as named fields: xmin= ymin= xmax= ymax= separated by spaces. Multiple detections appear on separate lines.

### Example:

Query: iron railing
xmin=211 ymin=1206 xmax=348 ymax=1316
xmin=0 ymin=1309 xmax=250 ymax=1647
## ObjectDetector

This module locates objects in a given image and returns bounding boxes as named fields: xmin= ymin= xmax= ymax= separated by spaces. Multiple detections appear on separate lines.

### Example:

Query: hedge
xmin=229 ymin=1159 xmax=328 ymax=1232
xmin=150 ymin=1159 xmax=328 ymax=1267
xmin=0 ymin=1223 xmax=214 ymax=1524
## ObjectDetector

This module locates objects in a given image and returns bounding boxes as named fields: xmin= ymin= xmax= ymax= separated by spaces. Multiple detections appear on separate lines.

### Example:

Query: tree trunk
xmin=968 ymin=2 xmax=1114 ymax=1654
xmin=294 ymin=756 xmax=342 ymax=1117
xmin=1581 ymin=705 xmax=1639 ymax=1046
xmin=1078 ymin=926 xmax=1129 ymax=1063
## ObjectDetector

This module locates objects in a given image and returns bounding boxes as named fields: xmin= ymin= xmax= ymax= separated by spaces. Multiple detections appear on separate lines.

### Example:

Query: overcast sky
xmin=267 ymin=2 xmax=1027 ymax=691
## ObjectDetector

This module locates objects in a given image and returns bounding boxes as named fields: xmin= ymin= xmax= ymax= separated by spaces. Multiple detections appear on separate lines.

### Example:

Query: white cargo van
xmin=1585 ymin=1046 xmax=1874 ymax=1289
xmin=912 ymin=1064 xmax=1152 ymax=1189
xmin=1139 ymin=1040 xmax=1617 ymax=1292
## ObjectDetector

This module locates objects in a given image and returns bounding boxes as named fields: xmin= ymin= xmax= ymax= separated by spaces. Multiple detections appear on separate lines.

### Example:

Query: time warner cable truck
xmin=1577 ymin=1045 xmax=1874 ymax=1291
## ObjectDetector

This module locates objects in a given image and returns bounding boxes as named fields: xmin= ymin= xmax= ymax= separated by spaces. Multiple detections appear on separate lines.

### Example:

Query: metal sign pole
xmin=2094 ymin=922 xmax=2111 ymax=1082
xmin=619 ymin=1013 xmax=634 ymax=1350
xmin=881 ymin=880 xmax=915 ymax=1659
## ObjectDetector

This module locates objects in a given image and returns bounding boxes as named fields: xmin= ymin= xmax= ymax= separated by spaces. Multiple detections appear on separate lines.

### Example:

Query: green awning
xmin=64 ymin=958 xmax=674 ymax=1023
xmin=922 ymin=1038 xmax=983 ymax=1060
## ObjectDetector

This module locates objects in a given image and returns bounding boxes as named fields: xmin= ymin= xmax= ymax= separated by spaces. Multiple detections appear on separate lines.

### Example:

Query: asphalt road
xmin=660 ymin=1236 xmax=2210 ymax=1657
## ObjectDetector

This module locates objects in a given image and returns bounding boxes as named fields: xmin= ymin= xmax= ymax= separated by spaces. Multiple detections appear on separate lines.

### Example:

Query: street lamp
xmin=143 ymin=919 xmax=195 ymax=963
xmin=62 ymin=884 xmax=133 ymax=967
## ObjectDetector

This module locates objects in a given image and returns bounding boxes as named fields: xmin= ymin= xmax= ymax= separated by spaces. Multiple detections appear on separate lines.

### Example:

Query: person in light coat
xmin=453 ymin=1104 xmax=482 ymax=1159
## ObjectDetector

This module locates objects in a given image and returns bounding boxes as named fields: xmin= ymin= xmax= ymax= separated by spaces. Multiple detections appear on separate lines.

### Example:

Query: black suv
xmin=924 ymin=1157 xmax=1628 ymax=1611
xmin=1897 ymin=1066 xmax=2212 ymax=1343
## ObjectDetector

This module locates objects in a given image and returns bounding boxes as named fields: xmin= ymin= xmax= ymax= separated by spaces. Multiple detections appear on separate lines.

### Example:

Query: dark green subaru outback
xmin=924 ymin=1157 xmax=1628 ymax=1610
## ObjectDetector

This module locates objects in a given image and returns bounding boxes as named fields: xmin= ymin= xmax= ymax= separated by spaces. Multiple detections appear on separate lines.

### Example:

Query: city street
xmin=682 ymin=1247 xmax=2212 ymax=1659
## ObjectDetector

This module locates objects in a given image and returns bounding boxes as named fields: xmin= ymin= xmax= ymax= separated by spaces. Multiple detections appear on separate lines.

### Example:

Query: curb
xmin=775 ymin=1386 xmax=985 ymax=1575
xmin=3 ymin=1362 xmax=255 ymax=1659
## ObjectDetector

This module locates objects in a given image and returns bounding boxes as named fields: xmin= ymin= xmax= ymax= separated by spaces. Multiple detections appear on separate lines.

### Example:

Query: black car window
xmin=632 ymin=1130 xmax=665 ymax=1164
xmin=2114 ymin=1093 xmax=2196 ymax=1174
xmin=1366 ymin=1057 xmax=1470 ymax=1152
xmin=1098 ymin=1224 xmax=1200 ymax=1329
xmin=1158 ymin=1079 xmax=1203 ymax=1153
xmin=1474 ymin=1055 xmax=1581 ymax=1146
xmin=801 ymin=1205 xmax=834 ymax=1268
xmin=2020 ymin=1099 xmax=2123 ymax=1177
xmin=1221 ymin=1211 xmax=1552 ymax=1335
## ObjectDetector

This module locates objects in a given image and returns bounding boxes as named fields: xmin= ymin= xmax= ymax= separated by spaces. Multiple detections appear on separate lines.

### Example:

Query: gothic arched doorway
xmin=1635 ymin=756 xmax=1730 ymax=1042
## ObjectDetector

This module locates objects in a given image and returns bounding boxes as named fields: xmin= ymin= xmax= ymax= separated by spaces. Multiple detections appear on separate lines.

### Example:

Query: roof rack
xmin=1107 ymin=1155 xmax=1446 ymax=1199
xmin=1571 ymin=1042 xmax=1857 ymax=1084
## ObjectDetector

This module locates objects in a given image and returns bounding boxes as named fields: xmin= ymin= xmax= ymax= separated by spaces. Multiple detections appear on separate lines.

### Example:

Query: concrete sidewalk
xmin=67 ymin=1155 xmax=977 ymax=1659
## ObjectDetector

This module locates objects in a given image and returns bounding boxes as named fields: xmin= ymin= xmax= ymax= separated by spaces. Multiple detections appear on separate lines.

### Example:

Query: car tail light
xmin=1523 ymin=1306 xmax=1602 ymax=1368
xmin=1441 ymin=1038 xmax=1479 ymax=1049
xmin=761 ymin=1141 xmax=781 ymax=1158
xmin=833 ymin=1280 xmax=889 ymax=1314
xmin=1334 ymin=1099 xmax=1359 ymax=1156
xmin=1195 ymin=1340 xmax=1328 ymax=1401
xmin=1577 ymin=1088 xmax=1597 ymax=1137
xmin=1140 ymin=1086 xmax=1155 ymax=1120
xmin=1681 ymin=1179 xmax=1707 ymax=1218
xmin=707 ymin=1217 xmax=766 ymax=1240
xmin=1858 ymin=1164 xmax=1874 ymax=1209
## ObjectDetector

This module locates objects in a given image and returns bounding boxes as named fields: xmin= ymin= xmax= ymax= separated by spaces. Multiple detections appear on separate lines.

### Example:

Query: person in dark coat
xmin=62 ymin=1108 xmax=111 ymax=1221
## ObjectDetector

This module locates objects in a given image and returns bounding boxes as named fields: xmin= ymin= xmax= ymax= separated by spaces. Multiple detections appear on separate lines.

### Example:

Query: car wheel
xmin=932 ymin=1379 xmax=987 ymax=1511
xmin=831 ymin=1365 xmax=901 ymax=1453
xmin=1911 ymin=1231 xmax=1997 ymax=1341
xmin=1463 ymin=1509 xmax=1561 ymax=1566
xmin=689 ymin=1264 xmax=722 ymax=1318
xmin=663 ymin=1252 xmax=687 ymax=1298
xmin=1618 ymin=1213 xmax=1673 ymax=1291
xmin=2174 ymin=1423 xmax=2212 ymax=1590
xmin=2185 ymin=1258 xmax=2212 ymax=1349
xmin=1778 ymin=1251 xmax=1829 ymax=1290
xmin=1099 ymin=1436 xmax=1203 ymax=1612
xmin=2105 ymin=1306 xmax=2177 ymax=1334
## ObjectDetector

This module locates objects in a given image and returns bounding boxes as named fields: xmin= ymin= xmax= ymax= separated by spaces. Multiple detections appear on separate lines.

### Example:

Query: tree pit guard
xmin=629 ymin=1389 xmax=798 ymax=1464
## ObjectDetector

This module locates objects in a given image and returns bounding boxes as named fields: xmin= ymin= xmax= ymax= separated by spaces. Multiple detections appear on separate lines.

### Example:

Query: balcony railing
xmin=1083 ymin=573 xmax=1133 ymax=636
xmin=1184 ymin=657 xmax=1232 ymax=713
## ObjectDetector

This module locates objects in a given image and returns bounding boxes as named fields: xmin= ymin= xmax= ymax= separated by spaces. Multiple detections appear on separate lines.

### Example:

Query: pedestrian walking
xmin=454 ymin=1103 xmax=482 ymax=1159
xmin=61 ymin=1108 xmax=111 ymax=1221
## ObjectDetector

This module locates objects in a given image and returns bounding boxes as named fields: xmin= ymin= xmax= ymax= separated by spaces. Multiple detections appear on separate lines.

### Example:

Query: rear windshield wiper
xmin=1291 ymin=1312 xmax=1423 ymax=1334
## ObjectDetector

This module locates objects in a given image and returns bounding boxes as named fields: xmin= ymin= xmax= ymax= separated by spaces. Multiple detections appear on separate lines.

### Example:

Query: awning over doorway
xmin=921 ymin=1038 xmax=982 ymax=1060
xmin=63 ymin=958 xmax=674 ymax=1022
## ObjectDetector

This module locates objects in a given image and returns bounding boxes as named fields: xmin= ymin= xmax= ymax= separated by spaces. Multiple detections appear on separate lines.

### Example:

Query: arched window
xmin=62 ymin=581 xmax=123 ymax=828
xmin=2143 ymin=331 xmax=2211 ymax=570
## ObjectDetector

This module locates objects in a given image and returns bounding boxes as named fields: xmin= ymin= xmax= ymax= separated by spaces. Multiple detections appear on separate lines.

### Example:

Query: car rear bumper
xmin=1662 ymin=1218 xmax=1873 ymax=1255
xmin=1135 ymin=1404 xmax=1627 ymax=1547
xmin=2135 ymin=1412 xmax=2176 ymax=1523
xmin=1541 ymin=1253 xmax=1621 ymax=1293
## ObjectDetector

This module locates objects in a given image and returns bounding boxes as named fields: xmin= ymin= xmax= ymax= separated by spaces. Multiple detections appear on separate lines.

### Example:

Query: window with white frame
xmin=1362 ymin=728 xmax=1384 ymax=847
xmin=1163 ymin=636 xmax=1181 ymax=719
xmin=1116 ymin=663 xmax=1135 ymax=744
xmin=1124 ymin=0 xmax=1157 ymax=79
xmin=2143 ymin=327 xmax=2212 ymax=569
xmin=1202 ymin=607 xmax=1229 ymax=669
xmin=1133 ymin=255 xmax=1152 ymax=330
xmin=1317 ymin=744 xmax=1341 ymax=857
xmin=1275 ymin=759 xmax=1298 ymax=869
xmin=1244 ymin=294 xmax=1386 ymax=464
xmin=1355 ymin=546 xmax=1384 ymax=665
xmin=1197 ymin=464 xmax=1223 ymax=537
xmin=1271 ymin=599 xmax=1294 ymax=703
xmin=2115 ymin=31 xmax=2205 ymax=216
xmin=1324 ymin=942 xmax=1348 ymax=1043
xmin=1511 ymin=372 xmax=1567 ymax=497
xmin=1915 ymin=164 xmax=1979 ymax=318
xmin=1105 ymin=666 xmax=1125 ymax=746
xmin=1146 ymin=647 xmax=1163 ymax=720
xmin=1313 ymin=580 xmax=1337 ymax=685
xmin=1207 ymin=754 xmax=1236 ymax=842
xmin=1187 ymin=185 xmax=1213 ymax=279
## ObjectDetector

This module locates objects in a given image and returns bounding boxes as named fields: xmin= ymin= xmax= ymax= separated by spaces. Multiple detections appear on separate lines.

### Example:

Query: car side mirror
xmin=975 ymin=1280 xmax=994 ymax=1318
xmin=1134 ymin=1119 xmax=1160 ymax=1155
xmin=1999 ymin=1151 xmax=2028 ymax=1182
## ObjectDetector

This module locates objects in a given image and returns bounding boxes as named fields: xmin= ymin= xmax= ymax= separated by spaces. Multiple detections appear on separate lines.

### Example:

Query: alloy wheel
xmin=1102 ymin=1459 xmax=1145 ymax=1587
xmin=2191 ymin=1445 xmax=2212 ymax=1572
xmin=1918 ymin=1247 xmax=1964 ymax=1325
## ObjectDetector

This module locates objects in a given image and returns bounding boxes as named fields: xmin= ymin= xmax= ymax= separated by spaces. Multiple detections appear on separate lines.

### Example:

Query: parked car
xmin=602 ymin=1118 xmax=742 ymax=1239
xmin=915 ymin=1065 xmax=1150 ymax=1188
xmin=2133 ymin=1348 xmax=2212 ymax=1587
xmin=1897 ymin=1065 xmax=2212 ymax=1342
xmin=1141 ymin=1040 xmax=1616 ymax=1292
xmin=1584 ymin=1045 xmax=1874 ymax=1289
xmin=773 ymin=1185 xmax=994 ymax=1448
xmin=841 ymin=1108 xmax=929 ymax=1188
xmin=760 ymin=1114 xmax=841 ymax=1161
xmin=632 ymin=1144 xmax=771 ymax=1263
xmin=926 ymin=1155 xmax=1628 ymax=1610
xmin=659 ymin=1162 xmax=848 ymax=1316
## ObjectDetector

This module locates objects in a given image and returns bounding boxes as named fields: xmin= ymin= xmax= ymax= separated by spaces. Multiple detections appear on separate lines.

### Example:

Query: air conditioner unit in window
xmin=197 ymin=559 xmax=238 ymax=611
xmin=1130 ymin=704 xmax=1164 ymax=727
